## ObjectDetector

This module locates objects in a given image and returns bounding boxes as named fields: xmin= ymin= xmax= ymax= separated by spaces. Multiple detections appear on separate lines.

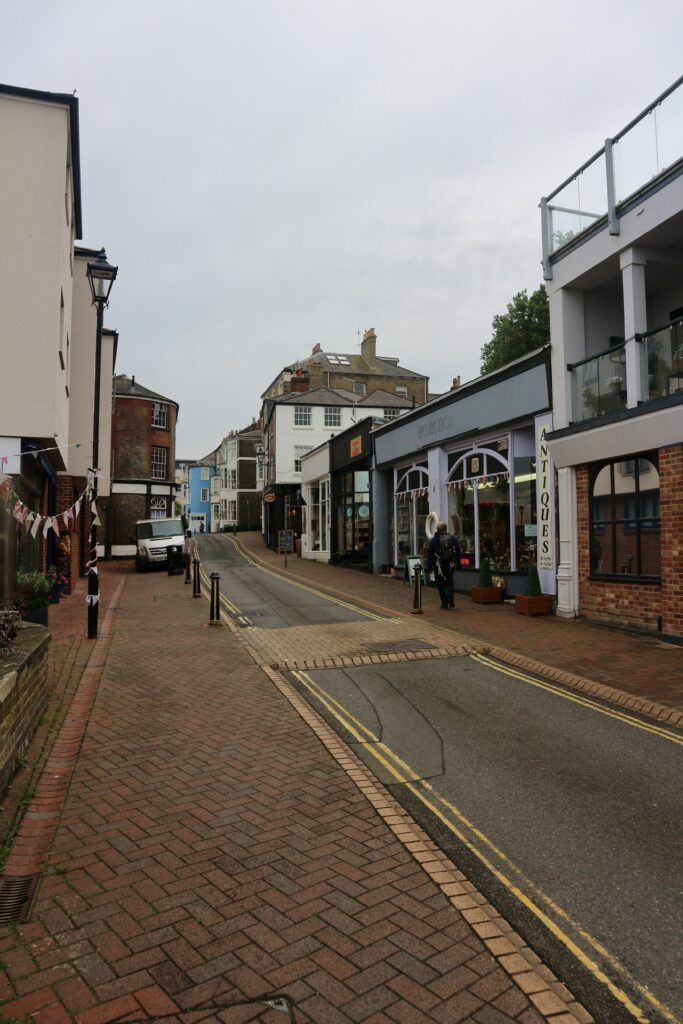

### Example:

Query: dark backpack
xmin=439 ymin=533 xmax=458 ymax=564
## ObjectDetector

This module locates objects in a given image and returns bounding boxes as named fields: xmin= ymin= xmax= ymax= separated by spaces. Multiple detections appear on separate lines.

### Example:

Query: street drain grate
xmin=365 ymin=639 xmax=436 ymax=653
xmin=0 ymin=874 xmax=40 ymax=924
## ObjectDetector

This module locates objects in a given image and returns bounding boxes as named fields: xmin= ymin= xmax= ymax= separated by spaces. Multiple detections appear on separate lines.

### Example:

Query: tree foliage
xmin=480 ymin=285 xmax=549 ymax=375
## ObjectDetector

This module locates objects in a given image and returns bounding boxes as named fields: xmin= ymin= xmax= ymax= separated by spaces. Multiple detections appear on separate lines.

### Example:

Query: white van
xmin=135 ymin=517 xmax=186 ymax=571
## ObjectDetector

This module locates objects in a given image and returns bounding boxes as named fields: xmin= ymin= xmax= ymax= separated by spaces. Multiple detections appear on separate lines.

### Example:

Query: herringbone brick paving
xmin=0 ymin=567 xmax=588 ymax=1023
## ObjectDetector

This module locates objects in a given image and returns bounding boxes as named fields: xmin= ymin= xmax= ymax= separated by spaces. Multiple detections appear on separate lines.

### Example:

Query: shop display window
xmin=394 ymin=462 xmax=429 ymax=566
xmin=590 ymin=455 xmax=660 ymax=578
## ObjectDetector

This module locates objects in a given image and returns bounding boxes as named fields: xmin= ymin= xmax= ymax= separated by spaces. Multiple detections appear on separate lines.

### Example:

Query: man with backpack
xmin=427 ymin=521 xmax=461 ymax=610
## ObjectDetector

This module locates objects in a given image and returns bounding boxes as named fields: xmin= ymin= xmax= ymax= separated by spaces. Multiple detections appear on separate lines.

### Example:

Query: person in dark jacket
xmin=427 ymin=521 xmax=460 ymax=609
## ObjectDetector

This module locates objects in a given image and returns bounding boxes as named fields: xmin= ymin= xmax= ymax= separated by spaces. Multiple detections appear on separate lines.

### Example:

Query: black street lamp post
xmin=86 ymin=249 xmax=118 ymax=640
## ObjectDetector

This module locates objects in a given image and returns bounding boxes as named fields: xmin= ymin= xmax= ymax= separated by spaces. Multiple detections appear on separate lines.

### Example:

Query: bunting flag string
xmin=1 ymin=476 xmax=93 ymax=537
xmin=0 ymin=440 xmax=88 ymax=462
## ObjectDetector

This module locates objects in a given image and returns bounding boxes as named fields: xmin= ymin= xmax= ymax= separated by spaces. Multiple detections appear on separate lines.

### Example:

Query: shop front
xmin=373 ymin=349 xmax=556 ymax=596
xmin=300 ymin=443 xmax=330 ymax=561
xmin=329 ymin=419 xmax=374 ymax=570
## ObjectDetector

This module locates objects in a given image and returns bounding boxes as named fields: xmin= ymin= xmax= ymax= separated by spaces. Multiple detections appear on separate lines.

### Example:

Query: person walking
xmin=427 ymin=521 xmax=461 ymax=609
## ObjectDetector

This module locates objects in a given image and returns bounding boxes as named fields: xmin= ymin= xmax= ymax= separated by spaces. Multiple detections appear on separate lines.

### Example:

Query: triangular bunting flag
xmin=30 ymin=515 xmax=42 ymax=539
xmin=43 ymin=517 xmax=52 ymax=538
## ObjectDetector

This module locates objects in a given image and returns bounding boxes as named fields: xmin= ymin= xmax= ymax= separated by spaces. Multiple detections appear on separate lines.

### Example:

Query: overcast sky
xmin=3 ymin=1 xmax=682 ymax=456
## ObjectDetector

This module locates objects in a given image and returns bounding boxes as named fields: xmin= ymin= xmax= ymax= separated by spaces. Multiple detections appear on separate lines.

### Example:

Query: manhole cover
xmin=241 ymin=608 xmax=267 ymax=618
xmin=365 ymin=639 xmax=436 ymax=653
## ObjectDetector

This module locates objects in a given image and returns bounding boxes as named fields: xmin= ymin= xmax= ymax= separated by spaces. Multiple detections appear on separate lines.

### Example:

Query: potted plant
xmin=470 ymin=558 xmax=503 ymax=604
xmin=515 ymin=564 xmax=552 ymax=616
xmin=46 ymin=565 xmax=68 ymax=604
xmin=14 ymin=570 xmax=52 ymax=627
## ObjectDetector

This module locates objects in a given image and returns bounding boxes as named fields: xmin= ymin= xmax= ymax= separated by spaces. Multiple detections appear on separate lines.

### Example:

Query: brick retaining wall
xmin=0 ymin=624 xmax=49 ymax=795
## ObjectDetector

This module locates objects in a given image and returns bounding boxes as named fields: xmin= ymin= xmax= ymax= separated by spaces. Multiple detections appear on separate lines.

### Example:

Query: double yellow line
xmin=472 ymin=652 xmax=683 ymax=747
xmin=289 ymin=666 xmax=679 ymax=1024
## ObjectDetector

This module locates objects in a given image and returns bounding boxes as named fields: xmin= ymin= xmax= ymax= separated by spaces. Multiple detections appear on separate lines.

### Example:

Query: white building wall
xmin=275 ymin=404 xmax=388 ymax=483
xmin=0 ymin=94 xmax=76 ymax=465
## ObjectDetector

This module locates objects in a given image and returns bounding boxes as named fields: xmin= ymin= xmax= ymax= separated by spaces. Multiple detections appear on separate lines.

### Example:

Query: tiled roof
xmin=358 ymin=389 xmax=412 ymax=408
xmin=114 ymin=374 xmax=178 ymax=407
xmin=301 ymin=351 xmax=425 ymax=379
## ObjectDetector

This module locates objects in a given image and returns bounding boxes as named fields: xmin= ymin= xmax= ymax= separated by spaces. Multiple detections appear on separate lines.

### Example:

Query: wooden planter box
xmin=515 ymin=594 xmax=552 ymax=616
xmin=470 ymin=586 xmax=503 ymax=604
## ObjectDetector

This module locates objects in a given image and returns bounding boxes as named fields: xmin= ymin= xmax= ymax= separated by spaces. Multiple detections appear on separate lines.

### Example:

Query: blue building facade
xmin=184 ymin=452 xmax=217 ymax=534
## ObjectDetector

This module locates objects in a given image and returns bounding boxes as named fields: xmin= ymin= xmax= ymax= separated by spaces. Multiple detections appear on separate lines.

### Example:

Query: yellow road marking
xmin=291 ymin=668 xmax=679 ymax=1024
xmin=471 ymin=652 xmax=683 ymax=746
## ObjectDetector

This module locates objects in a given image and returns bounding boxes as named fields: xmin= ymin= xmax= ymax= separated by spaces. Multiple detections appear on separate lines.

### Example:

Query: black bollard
xmin=184 ymin=530 xmax=192 ymax=584
xmin=209 ymin=572 xmax=222 ymax=625
xmin=411 ymin=565 xmax=423 ymax=614
xmin=192 ymin=558 xmax=201 ymax=598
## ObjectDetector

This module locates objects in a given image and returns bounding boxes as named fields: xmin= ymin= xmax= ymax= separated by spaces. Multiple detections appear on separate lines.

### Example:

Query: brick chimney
xmin=452 ymin=375 xmax=461 ymax=389
xmin=361 ymin=328 xmax=377 ymax=365
xmin=311 ymin=342 xmax=321 ymax=355
xmin=290 ymin=367 xmax=310 ymax=393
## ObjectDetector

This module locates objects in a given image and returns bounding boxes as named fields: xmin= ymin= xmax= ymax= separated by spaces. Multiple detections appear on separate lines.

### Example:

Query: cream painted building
xmin=0 ymin=82 xmax=117 ymax=585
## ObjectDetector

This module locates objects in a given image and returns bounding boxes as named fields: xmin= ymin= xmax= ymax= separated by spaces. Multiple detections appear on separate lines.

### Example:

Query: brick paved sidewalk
xmin=0 ymin=566 xmax=589 ymax=1024
xmin=236 ymin=533 xmax=683 ymax=714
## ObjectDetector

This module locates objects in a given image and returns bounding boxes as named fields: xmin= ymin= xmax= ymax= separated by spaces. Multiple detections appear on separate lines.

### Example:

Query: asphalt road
xmin=196 ymin=534 xmax=682 ymax=1024
xmin=196 ymin=533 xmax=371 ymax=628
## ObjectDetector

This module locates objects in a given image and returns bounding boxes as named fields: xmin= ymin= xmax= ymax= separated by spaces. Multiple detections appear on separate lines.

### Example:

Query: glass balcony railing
xmin=570 ymin=344 xmax=627 ymax=422
xmin=542 ymin=76 xmax=683 ymax=276
xmin=546 ymin=151 xmax=607 ymax=255
xmin=640 ymin=317 xmax=683 ymax=401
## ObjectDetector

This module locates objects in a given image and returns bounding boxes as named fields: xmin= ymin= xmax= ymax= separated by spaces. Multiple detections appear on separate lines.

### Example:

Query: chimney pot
xmin=452 ymin=375 xmax=460 ymax=389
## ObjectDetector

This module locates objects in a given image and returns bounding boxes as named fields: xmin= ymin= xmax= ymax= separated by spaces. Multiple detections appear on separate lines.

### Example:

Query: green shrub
xmin=14 ymin=571 xmax=52 ymax=611
xmin=478 ymin=558 xmax=493 ymax=588
xmin=525 ymin=563 xmax=542 ymax=597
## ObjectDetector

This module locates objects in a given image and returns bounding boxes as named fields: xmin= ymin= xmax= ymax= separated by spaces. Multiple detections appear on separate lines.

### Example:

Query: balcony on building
xmin=542 ymin=76 xmax=683 ymax=435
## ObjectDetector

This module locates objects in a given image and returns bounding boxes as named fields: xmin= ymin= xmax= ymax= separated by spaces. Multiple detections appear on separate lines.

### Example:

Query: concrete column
xmin=548 ymin=287 xmax=585 ymax=429
xmin=427 ymin=447 xmax=447 ymax=523
xmin=620 ymin=248 xmax=648 ymax=408
xmin=555 ymin=466 xmax=579 ymax=618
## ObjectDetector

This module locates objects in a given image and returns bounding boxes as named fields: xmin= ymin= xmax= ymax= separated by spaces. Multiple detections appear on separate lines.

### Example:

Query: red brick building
xmin=110 ymin=375 xmax=179 ymax=556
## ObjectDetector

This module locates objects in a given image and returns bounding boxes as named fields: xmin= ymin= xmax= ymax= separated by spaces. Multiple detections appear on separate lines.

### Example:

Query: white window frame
xmin=201 ymin=487 xmax=209 ymax=502
xmin=324 ymin=407 xmax=342 ymax=427
xmin=201 ymin=467 xmax=210 ymax=479
xmin=384 ymin=408 xmax=401 ymax=421
xmin=149 ymin=496 xmax=167 ymax=519
xmin=294 ymin=446 xmax=312 ymax=473
xmin=294 ymin=406 xmax=312 ymax=426
xmin=395 ymin=385 xmax=408 ymax=397
xmin=152 ymin=402 xmax=168 ymax=428
xmin=151 ymin=447 xmax=167 ymax=480
xmin=352 ymin=381 xmax=366 ymax=396
xmin=227 ymin=499 xmax=237 ymax=522
xmin=228 ymin=468 xmax=237 ymax=489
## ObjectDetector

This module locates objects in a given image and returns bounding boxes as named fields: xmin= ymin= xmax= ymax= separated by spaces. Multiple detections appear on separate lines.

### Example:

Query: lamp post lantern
xmin=85 ymin=249 xmax=118 ymax=640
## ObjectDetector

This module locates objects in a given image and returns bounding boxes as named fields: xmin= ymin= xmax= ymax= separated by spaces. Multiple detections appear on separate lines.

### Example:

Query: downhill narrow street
xmin=197 ymin=533 xmax=683 ymax=1024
